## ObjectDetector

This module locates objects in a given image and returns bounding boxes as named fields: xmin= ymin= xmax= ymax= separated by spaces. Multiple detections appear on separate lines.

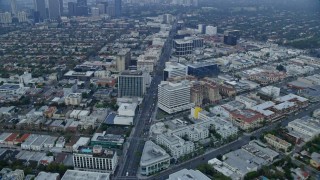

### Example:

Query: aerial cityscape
xmin=0 ymin=0 xmax=320 ymax=179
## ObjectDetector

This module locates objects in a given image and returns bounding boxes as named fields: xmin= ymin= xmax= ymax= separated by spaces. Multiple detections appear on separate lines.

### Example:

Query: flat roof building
xmin=61 ymin=170 xmax=110 ymax=180
xmin=167 ymin=169 xmax=210 ymax=180
xmin=118 ymin=70 xmax=146 ymax=98
xmin=73 ymin=145 xmax=118 ymax=174
xmin=140 ymin=141 xmax=171 ymax=176
xmin=158 ymin=81 xmax=194 ymax=114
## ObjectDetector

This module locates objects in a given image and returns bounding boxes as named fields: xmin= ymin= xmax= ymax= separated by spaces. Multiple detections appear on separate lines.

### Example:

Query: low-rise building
xmin=0 ymin=168 xmax=24 ymax=180
xmin=61 ymin=170 xmax=110 ymax=180
xmin=117 ymin=102 xmax=137 ymax=117
xmin=30 ymin=135 xmax=50 ymax=151
xmin=140 ymin=141 xmax=171 ymax=176
xmin=65 ymin=93 xmax=82 ymax=106
xmin=211 ymin=140 xmax=278 ymax=179
xmin=73 ymin=145 xmax=118 ymax=173
xmin=156 ymin=134 xmax=194 ymax=159
xmin=287 ymin=116 xmax=320 ymax=142
xmin=72 ymin=137 xmax=90 ymax=152
xmin=90 ymin=132 xmax=125 ymax=149
xmin=264 ymin=134 xmax=292 ymax=152
xmin=21 ymin=134 xmax=39 ymax=150
xmin=167 ymin=169 xmax=210 ymax=180
xmin=230 ymin=109 xmax=264 ymax=131
xmin=35 ymin=172 xmax=59 ymax=180
xmin=310 ymin=152 xmax=320 ymax=169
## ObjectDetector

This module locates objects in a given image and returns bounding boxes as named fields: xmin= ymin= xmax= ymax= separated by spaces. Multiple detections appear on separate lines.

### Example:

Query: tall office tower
xmin=97 ymin=3 xmax=107 ymax=14
xmin=17 ymin=11 xmax=28 ymax=22
xmin=91 ymin=7 xmax=99 ymax=17
xmin=116 ymin=49 xmax=131 ymax=72
xmin=158 ymin=80 xmax=194 ymax=114
xmin=0 ymin=12 xmax=12 ymax=24
xmin=48 ymin=0 xmax=61 ymax=19
xmin=34 ymin=0 xmax=47 ymax=20
xmin=118 ymin=70 xmax=146 ymax=98
xmin=114 ymin=0 xmax=121 ymax=17
xmin=59 ymin=0 xmax=63 ymax=14
xmin=68 ymin=2 xmax=76 ymax=16
xmin=11 ymin=0 xmax=17 ymax=16
xmin=106 ymin=5 xmax=115 ymax=17
xmin=77 ymin=0 xmax=87 ymax=6
xmin=76 ymin=0 xmax=88 ymax=16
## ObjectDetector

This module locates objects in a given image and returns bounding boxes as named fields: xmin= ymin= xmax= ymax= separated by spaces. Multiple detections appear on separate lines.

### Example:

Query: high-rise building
xmin=76 ymin=0 xmax=88 ymax=16
xmin=116 ymin=49 xmax=131 ymax=72
xmin=77 ymin=0 xmax=87 ymax=6
xmin=59 ymin=0 xmax=63 ymax=14
xmin=48 ymin=0 xmax=61 ymax=19
xmin=187 ymin=62 xmax=220 ymax=78
xmin=17 ymin=11 xmax=28 ymax=22
xmin=197 ymin=24 xmax=206 ymax=34
xmin=97 ymin=3 xmax=107 ymax=14
xmin=114 ymin=0 xmax=121 ymax=17
xmin=91 ymin=7 xmax=99 ymax=17
xmin=158 ymin=80 xmax=194 ymax=114
xmin=223 ymin=30 xmax=240 ymax=46
xmin=173 ymin=37 xmax=204 ymax=56
xmin=34 ymin=0 xmax=47 ymax=20
xmin=0 ymin=12 xmax=12 ymax=24
xmin=68 ymin=2 xmax=76 ymax=16
xmin=118 ymin=70 xmax=146 ymax=98
xmin=163 ymin=14 xmax=173 ymax=24
xmin=11 ymin=0 xmax=17 ymax=16
xmin=205 ymin=26 xmax=217 ymax=35
xmin=106 ymin=5 xmax=115 ymax=17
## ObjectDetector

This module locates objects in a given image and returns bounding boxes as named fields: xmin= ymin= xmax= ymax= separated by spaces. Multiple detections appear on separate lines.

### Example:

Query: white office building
xmin=140 ymin=141 xmax=171 ymax=176
xmin=17 ymin=11 xmax=28 ymax=23
xmin=0 ymin=12 xmax=12 ymax=24
xmin=158 ymin=81 xmax=194 ymax=114
xmin=205 ymin=25 xmax=217 ymax=35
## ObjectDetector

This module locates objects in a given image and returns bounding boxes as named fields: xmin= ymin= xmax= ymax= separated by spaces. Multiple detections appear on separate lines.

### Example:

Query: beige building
xmin=65 ymin=93 xmax=82 ymax=106
xmin=264 ymin=134 xmax=292 ymax=152
xmin=116 ymin=49 xmax=131 ymax=72
xmin=191 ymin=79 xmax=221 ymax=106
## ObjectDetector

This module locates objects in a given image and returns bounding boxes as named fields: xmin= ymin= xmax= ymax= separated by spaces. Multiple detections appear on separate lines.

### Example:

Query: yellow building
xmin=264 ymin=134 xmax=292 ymax=152
xmin=191 ymin=107 xmax=202 ymax=119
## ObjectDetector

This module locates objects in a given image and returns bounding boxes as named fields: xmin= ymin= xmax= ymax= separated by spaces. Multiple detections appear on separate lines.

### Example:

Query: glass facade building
xmin=187 ymin=63 xmax=220 ymax=78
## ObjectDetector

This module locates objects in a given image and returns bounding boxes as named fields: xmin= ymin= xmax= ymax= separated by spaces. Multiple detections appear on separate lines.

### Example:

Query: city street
xmin=114 ymin=22 xmax=177 ymax=179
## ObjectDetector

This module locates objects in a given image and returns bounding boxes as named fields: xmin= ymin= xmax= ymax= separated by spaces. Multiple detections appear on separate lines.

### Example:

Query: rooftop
xmin=35 ymin=172 xmax=59 ymax=180
xmin=0 ymin=84 xmax=20 ymax=90
xmin=61 ymin=170 xmax=110 ymax=180
xmin=120 ymin=70 xmax=143 ymax=76
xmin=75 ymin=146 xmax=116 ymax=159
xmin=140 ymin=141 xmax=170 ymax=167
xmin=167 ymin=169 xmax=210 ymax=180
